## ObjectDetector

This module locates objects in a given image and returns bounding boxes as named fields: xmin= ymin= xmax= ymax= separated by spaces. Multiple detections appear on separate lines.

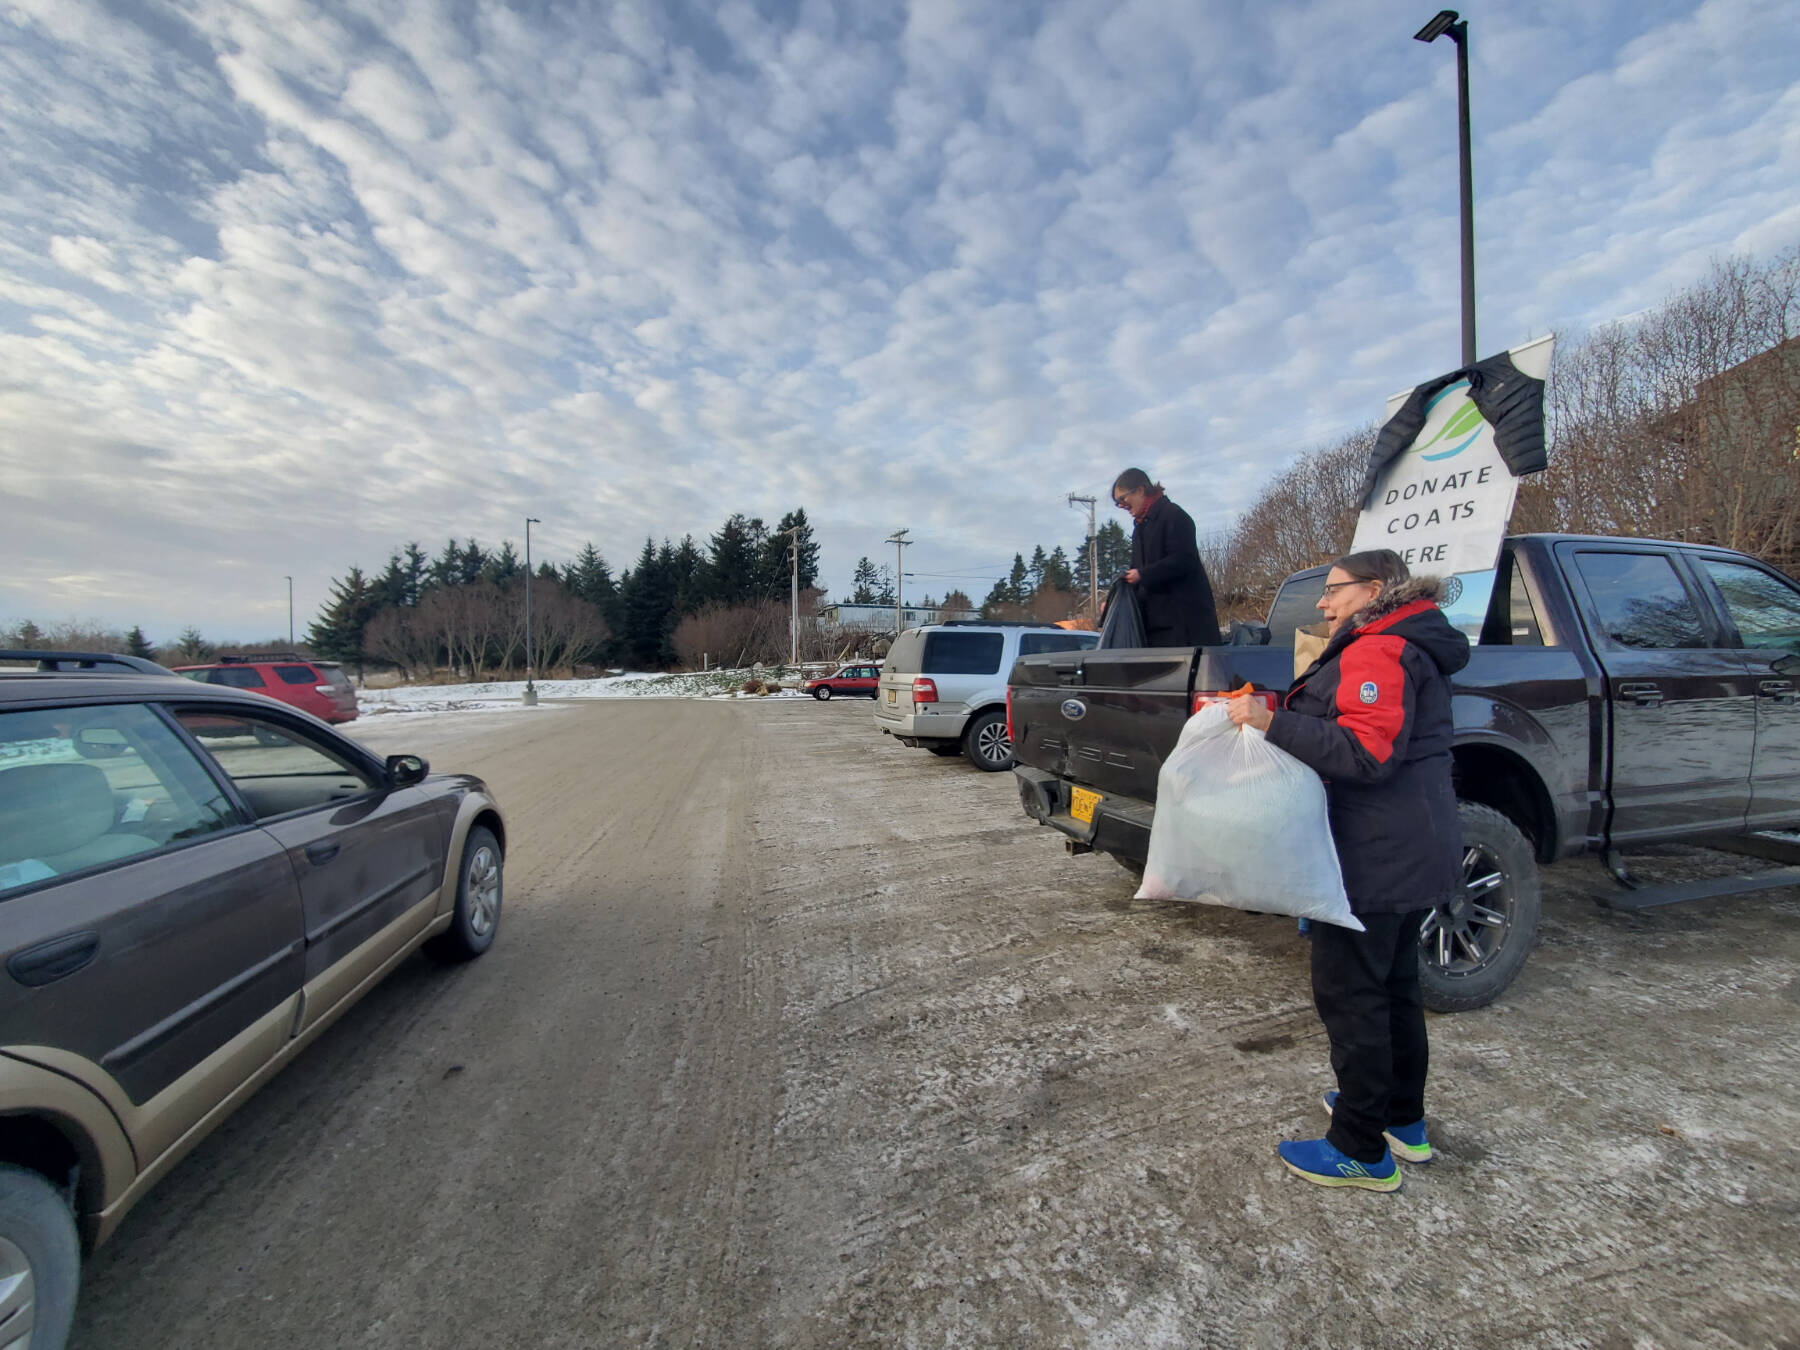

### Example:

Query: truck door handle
xmin=7 ymin=931 xmax=101 ymax=987
xmin=1617 ymin=682 xmax=1663 ymax=707
xmin=304 ymin=841 xmax=341 ymax=866
xmin=1760 ymin=680 xmax=1798 ymax=704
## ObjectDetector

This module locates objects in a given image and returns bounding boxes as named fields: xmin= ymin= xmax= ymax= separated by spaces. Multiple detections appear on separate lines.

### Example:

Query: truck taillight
xmin=913 ymin=678 xmax=938 ymax=705
xmin=1006 ymin=687 xmax=1014 ymax=743
xmin=1193 ymin=689 xmax=1278 ymax=715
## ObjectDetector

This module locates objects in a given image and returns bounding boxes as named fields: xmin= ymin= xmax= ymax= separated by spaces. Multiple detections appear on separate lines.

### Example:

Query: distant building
xmin=818 ymin=601 xmax=980 ymax=632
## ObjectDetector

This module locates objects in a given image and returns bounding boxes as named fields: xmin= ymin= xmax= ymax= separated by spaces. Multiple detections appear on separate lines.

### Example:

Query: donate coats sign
xmin=1351 ymin=334 xmax=1554 ymax=574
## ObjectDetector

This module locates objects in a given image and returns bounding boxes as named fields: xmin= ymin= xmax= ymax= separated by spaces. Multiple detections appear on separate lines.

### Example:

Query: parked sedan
xmin=0 ymin=665 xmax=505 ymax=1348
xmin=802 ymin=663 xmax=882 ymax=700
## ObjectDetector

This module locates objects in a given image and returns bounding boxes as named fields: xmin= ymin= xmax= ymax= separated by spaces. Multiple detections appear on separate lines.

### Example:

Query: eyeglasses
xmin=1320 ymin=579 xmax=1371 ymax=595
xmin=1113 ymin=494 xmax=1133 ymax=510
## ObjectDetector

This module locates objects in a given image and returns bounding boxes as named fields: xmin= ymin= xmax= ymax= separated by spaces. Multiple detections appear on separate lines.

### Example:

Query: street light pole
xmin=522 ymin=516 xmax=541 ymax=706
xmin=1415 ymin=9 xmax=1476 ymax=366
xmin=885 ymin=529 xmax=911 ymax=637
xmin=284 ymin=575 xmax=293 ymax=646
xmin=1067 ymin=495 xmax=1097 ymax=622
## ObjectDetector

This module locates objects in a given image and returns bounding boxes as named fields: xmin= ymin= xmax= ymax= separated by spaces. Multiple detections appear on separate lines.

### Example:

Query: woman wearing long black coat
xmin=1113 ymin=468 xmax=1221 ymax=647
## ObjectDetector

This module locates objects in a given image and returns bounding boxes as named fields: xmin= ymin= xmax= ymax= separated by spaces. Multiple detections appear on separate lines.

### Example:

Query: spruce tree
xmin=308 ymin=567 xmax=381 ymax=674
xmin=1043 ymin=546 xmax=1074 ymax=593
xmin=125 ymin=625 xmax=155 ymax=659
xmin=850 ymin=557 xmax=880 ymax=604
xmin=757 ymin=508 xmax=820 ymax=599
xmin=706 ymin=514 xmax=764 ymax=607
xmin=1007 ymin=554 xmax=1030 ymax=604
xmin=483 ymin=540 xmax=521 ymax=585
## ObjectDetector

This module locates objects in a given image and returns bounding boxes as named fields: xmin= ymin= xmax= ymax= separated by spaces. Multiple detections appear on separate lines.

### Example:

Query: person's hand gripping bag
xmin=1133 ymin=700 xmax=1363 ymax=931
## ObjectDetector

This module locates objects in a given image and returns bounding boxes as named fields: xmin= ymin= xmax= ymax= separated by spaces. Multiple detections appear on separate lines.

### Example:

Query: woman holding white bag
xmin=1228 ymin=549 xmax=1469 ymax=1192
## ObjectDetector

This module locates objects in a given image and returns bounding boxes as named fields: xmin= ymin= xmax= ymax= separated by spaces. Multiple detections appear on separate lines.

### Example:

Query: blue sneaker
xmin=1322 ymin=1091 xmax=1434 ymax=1164
xmin=1278 ymin=1136 xmax=1402 ymax=1191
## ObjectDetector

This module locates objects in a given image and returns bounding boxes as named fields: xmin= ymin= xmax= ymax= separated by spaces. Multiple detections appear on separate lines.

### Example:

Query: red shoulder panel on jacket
xmin=1335 ymin=635 xmax=1408 ymax=762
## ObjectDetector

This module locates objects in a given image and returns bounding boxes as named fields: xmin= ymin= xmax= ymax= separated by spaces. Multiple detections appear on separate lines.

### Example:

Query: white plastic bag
xmin=1134 ymin=701 xmax=1363 ymax=931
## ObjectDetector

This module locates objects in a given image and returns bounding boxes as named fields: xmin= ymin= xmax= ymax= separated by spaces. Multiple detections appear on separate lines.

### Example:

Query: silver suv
xmin=875 ymin=622 xmax=1099 ymax=771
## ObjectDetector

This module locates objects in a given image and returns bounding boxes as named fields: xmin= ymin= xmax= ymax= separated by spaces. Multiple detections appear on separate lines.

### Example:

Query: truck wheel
xmin=963 ymin=709 xmax=1014 ymax=772
xmin=1418 ymin=802 xmax=1541 ymax=1013
xmin=0 ymin=1164 xmax=81 ymax=1350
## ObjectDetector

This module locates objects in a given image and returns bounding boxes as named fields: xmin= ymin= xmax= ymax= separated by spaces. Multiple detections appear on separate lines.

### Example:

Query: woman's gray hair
xmin=1331 ymin=549 xmax=1411 ymax=589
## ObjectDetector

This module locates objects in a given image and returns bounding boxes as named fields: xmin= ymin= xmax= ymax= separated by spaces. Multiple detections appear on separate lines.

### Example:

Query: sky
xmin=2 ymin=0 xmax=1797 ymax=642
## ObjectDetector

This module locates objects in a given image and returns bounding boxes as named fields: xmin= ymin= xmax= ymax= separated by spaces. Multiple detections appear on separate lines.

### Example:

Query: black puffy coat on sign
xmin=1265 ymin=578 xmax=1471 ymax=916
xmin=1128 ymin=494 xmax=1222 ymax=647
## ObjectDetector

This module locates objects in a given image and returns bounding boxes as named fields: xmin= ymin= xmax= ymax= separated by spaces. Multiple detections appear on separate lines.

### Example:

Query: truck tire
xmin=1418 ymin=802 xmax=1541 ymax=1013
xmin=963 ymin=708 xmax=1014 ymax=772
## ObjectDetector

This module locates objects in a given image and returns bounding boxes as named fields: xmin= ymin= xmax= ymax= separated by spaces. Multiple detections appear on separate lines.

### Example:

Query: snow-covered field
xmin=357 ymin=669 xmax=811 ymax=717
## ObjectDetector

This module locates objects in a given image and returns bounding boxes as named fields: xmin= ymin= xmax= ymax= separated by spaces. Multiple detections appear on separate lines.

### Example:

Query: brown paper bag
xmin=1293 ymin=624 xmax=1329 ymax=680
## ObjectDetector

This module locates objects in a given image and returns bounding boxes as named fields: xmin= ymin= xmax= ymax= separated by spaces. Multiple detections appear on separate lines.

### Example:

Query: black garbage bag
xmin=1099 ymin=577 xmax=1147 ymax=649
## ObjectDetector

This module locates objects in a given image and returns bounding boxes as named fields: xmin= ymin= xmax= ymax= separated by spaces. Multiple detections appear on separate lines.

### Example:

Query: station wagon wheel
xmin=964 ymin=708 xmax=1014 ymax=772
xmin=0 ymin=1165 xmax=80 ymax=1350
xmin=1418 ymin=803 xmax=1541 ymax=1013
xmin=425 ymin=826 xmax=503 ymax=962
xmin=815 ymin=685 xmax=832 ymax=700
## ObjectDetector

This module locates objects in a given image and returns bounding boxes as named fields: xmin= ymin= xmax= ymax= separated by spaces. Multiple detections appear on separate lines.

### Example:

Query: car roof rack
xmin=218 ymin=652 xmax=313 ymax=663
xmin=0 ymin=648 xmax=176 ymax=676
xmin=936 ymin=620 xmax=1091 ymax=629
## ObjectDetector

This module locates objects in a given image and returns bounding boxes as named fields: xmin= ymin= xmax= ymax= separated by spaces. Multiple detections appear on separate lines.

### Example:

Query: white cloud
xmin=0 ymin=0 xmax=1796 ymax=639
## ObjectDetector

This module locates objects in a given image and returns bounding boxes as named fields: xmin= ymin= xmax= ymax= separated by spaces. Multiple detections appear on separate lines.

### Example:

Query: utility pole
xmin=885 ymin=529 xmax=911 ymax=637
xmin=1067 ymin=495 xmax=1097 ymax=621
xmin=284 ymin=575 xmax=293 ymax=645
xmin=522 ymin=516 xmax=541 ymax=706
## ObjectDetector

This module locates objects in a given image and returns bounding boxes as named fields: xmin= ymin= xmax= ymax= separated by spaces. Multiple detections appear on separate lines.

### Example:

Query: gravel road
xmin=71 ymin=698 xmax=1800 ymax=1348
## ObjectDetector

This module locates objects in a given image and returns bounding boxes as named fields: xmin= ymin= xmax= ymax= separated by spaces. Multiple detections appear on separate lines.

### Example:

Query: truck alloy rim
xmin=0 ymin=1236 xmax=36 ymax=1348
xmin=1420 ymin=844 xmax=1510 ymax=976
xmin=976 ymin=722 xmax=1012 ymax=763
xmin=467 ymin=845 xmax=501 ymax=937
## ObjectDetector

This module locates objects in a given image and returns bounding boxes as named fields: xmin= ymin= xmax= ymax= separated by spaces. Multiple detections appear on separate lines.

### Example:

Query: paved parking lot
xmin=73 ymin=697 xmax=1800 ymax=1348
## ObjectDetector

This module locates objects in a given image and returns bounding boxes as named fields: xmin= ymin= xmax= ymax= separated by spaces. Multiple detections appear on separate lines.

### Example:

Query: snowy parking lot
xmin=72 ymin=696 xmax=1800 ymax=1348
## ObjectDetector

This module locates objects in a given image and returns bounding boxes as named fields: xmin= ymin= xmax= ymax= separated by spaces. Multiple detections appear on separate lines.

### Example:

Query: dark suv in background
xmin=174 ymin=653 xmax=358 ymax=723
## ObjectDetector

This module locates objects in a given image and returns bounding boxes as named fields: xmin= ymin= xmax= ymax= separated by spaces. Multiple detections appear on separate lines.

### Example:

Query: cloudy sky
xmin=3 ymin=0 xmax=1796 ymax=641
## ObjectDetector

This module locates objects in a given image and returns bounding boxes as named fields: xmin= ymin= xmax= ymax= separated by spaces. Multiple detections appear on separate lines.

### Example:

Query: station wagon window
xmin=922 ymin=631 xmax=1004 ymax=675
xmin=207 ymin=667 xmax=266 ymax=688
xmin=0 ymin=704 xmax=239 ymax=895
xmin=174 ymin=711 xmax=376 ymax=820
xmin=1574 ymin=552 xmax=1709 ymax=650
xmin=1018 ymin=632 xmax=1100 ymax=656
xmin=1700 ymin=560 xmax=1800 ymax=650
xmin=274 ymin=665 xmax=318 ymax=685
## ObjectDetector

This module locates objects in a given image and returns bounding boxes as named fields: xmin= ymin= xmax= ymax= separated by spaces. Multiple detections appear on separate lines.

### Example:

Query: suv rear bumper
xmin=1013 ymin=766 xmax=1154 ymax=862
xmin=874 ymin=706 xmax=969 ymax=745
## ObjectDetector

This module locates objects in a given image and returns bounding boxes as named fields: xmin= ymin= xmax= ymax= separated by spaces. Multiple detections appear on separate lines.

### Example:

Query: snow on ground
xmin=358 ymin=670 xmax=811 ymax=717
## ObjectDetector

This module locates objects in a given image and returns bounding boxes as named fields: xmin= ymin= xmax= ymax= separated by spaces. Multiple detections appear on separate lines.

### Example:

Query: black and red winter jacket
xmin=1265 ymin=578 xmax=1471 ymax=915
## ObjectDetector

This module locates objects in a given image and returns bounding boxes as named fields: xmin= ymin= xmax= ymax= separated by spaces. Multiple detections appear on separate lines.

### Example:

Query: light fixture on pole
xmin=1414 ymin=9 xmax=1476 ymax=366
xmin=284 ymin=575 xmax=293 ymax=646
xmin=1067 ymin=495 xmax=1097 ymax=621
xmin=884 ymin=529 xmax=911 ymax=638
xmin=522 ymin=516 xmax=541 ymax=706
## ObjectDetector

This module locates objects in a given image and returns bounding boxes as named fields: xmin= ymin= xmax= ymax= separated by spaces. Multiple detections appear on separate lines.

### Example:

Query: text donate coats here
xmin=1128 ymin=494 xmax=1222 ymax=647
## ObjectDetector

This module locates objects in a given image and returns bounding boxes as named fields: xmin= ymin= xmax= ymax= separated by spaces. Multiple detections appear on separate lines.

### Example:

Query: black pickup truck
xmin=1010 ymin=534 xmax=1800 ymax=1010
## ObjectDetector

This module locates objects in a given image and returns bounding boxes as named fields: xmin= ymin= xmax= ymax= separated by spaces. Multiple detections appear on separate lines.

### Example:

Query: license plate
xmin=1070 ymin=786 xmax=1101 ymax=824
xmin=886 ymin=688 xmax=896 ymax=703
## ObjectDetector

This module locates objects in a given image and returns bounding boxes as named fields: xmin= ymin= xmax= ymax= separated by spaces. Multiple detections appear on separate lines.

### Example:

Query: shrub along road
xmin=72 ymin=699 xmax=1800 ymax=1347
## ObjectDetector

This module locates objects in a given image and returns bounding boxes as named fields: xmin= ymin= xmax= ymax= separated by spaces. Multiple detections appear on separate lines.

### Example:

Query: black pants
xmin=1310 ymin=910 xmax=1430 ymax=1163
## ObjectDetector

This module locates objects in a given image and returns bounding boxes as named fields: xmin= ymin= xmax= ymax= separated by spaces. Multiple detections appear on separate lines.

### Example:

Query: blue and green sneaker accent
xmin=1277 ymin=1136 xmax=1402 ymax=1191
xmin=1323 ymin=1090 xmax=1434 ymax=1164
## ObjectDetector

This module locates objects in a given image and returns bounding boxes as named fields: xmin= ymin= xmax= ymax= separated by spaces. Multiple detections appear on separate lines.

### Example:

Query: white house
xmin=818 ymin=601 xmax=979 ymax=632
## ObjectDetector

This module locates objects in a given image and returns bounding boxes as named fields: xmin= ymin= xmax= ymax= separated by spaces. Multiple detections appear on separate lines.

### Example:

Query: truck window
xmin=1478 ymin=553 xmax=1546 ymax=646
xmin=1573 ymin=552 xmax=1709 ymax=650
xmin=922 ymin=631 xmax=1004 ymax=675
xmin=1018 ymin=633 xmax=1100 ymax=656
xmin=1265 ymin=573 xmax=1327 ymax=646
xmin=1700 ymin=560 xmax=1800 ymax=649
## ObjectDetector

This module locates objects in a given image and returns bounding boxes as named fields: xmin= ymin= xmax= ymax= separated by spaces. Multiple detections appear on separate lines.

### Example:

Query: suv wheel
xmin=425 ymin=826 xmax=503 ymax=962
xmin=814 ymin=686 xmax=832 ymax=700
xmin=1418 ymin=803 xmax=1541 ymax=1012
xmin=964 ymin=708 xmax=1014 ymax=772
xmin=0 ymin=1164 xmax=80 ymax=1350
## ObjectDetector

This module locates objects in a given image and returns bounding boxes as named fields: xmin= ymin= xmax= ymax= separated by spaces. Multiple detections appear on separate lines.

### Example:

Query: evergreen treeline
xmin=840 ymin=523 xmax=1131 ymax=625
xmin=308 ymin=510 xmax=820 ymax=676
